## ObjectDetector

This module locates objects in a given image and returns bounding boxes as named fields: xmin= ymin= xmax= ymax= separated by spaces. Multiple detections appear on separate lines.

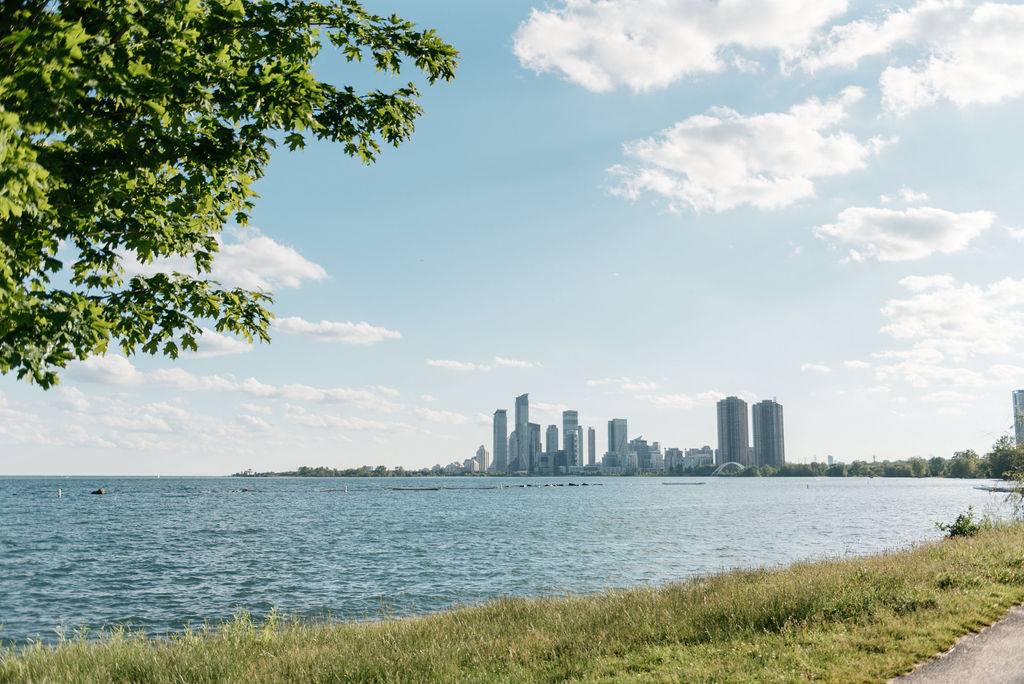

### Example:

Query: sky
xmin=4 ymin=0 xmax=1024 ymax=475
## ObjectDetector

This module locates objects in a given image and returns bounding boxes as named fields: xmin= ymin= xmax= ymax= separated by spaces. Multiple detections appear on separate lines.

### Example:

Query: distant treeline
xmin=234 ymin=465 xmax=433 ymax=478
xmin=236 ymin=437 xmax=1024 ymax=480
xmin=711 ymin=435 xmax=1023 ymax=480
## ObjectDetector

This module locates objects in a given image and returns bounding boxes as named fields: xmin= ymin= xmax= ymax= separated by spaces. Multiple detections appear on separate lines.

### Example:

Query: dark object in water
xmin=391 ymin=487 xmax=440 ymax=491
xmin=91 ymin=488 xmax=105 ymax=495
xmin=662 ymin=482 xmax=706 ymax=486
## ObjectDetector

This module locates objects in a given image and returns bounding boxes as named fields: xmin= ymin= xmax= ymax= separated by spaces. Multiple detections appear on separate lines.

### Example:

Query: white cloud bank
xmin=872 ymin=275 xmax=1024 ymax=388
xmin=638 ymin=391 xmax=725 ymax=410
xmin=882 ymin=275 xmax=1024 ymax=358
xmin=426 ymin=359 xmax=489 ymax=372
xmin=122 ymin=228 xmax=327 ymax=291
xmin=185 ymin=328 xmax=255 ymax=358
xmin=413 ymin=408 xmax=472 ymax=425
xmin=427 ymin=356 xmax=539 ymax=371
xmin=801 ymin=363 xmax=831 ymax=374
xmin=610 ymin=88 xmax=893 ymax=213
xmin=588 ymin=376 xmax=659 ymax=392
xmin=815 ymin=206 xmax=994 ymax=261
xmin=799 ymin=1 xmax=1024 ymax=115
xmin=494 ymin=356 xmax=541 ymax=369
xmin=275 ymin=317 xmax=402 ymax=345
xmin=514 ymin=0 xmax=847 ymax=93
xmin=68 ymin=355 xmax=402 ymax=412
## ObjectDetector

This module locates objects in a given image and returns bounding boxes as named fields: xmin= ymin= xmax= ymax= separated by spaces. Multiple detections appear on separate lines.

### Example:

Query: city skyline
xmin=3 ymin=1 xmax=1024 ymax=475
xmin=474 ymin=390 xmax=785 ymax=475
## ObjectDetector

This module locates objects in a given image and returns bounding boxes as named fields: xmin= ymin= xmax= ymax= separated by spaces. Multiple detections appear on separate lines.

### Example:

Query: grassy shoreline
xmin=4 ymin=525 xmax=1024 ymax=682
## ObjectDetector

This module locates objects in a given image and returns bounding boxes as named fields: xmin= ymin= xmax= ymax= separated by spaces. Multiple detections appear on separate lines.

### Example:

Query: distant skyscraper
xmin=717 ymin=396 xmax=749 ymax=466
xmin=475 ymin=445 xmax=489 ymax=472
xmin=528 ymin=422 xmax=541 ymax=473
xmin=588 ymin=427 xmax=596 ymax=465
xmin=608 ymin=418 xmax=627 ymax=458
xmin=576 ymin=425 xmax=583 ymax=467
xmin=515 ymin=393 xmax=529 ymax=471
xmin=664 ymin=447 xmax=683 ymax=471
xmin=562 ymin=410 xmax=579 ymax=465
xmin=1015 ymin=390 xmax=1024 ymax=446
xmin=508 ymin=431 xmax=518 ymax=471
xmin=492 ymin=409 xmax=507 ymax=472
xmin=546 ymin=424 xmax=559 ymax=455
xmin=752 ymin=399 xmax=785 ymax=468
xmin=564 ymin=430 xmax=578 ymax=472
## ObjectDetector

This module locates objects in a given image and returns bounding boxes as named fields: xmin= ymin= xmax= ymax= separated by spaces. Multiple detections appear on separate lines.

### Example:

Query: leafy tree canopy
xmin=0 ymin=0 xmax=457 ymax=388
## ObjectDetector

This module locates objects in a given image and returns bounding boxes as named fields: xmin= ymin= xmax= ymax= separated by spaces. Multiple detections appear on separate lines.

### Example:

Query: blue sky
xmin=4 ymin=0 xmax=1024 ymax=475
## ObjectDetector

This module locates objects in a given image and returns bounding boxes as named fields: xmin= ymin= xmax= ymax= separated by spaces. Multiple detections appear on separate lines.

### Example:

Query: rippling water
xmin=0 ymin=476 xmax=1003 ymax=644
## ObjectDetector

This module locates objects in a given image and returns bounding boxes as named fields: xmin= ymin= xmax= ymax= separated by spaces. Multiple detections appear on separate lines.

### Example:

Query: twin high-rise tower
xmin=716 ymin=396 xmax=785 ymax=468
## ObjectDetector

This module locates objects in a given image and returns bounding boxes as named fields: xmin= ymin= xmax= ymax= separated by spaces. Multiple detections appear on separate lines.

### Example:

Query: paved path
xmin=891 ymin=605 xmax=1024 ymax=683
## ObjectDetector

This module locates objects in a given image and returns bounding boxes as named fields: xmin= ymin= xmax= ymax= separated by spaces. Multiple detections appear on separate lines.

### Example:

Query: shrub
xmin=936 ymin=506 xmax=983 ymax=538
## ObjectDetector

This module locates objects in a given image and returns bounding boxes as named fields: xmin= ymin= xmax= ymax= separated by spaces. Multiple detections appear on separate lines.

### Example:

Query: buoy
xmin=57 ymin=488 xmax=61 ymax=498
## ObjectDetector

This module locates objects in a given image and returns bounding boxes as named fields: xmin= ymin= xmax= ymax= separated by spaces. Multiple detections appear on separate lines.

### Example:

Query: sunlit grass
xmin=3 ymin=524 xmax=1024 ymax=682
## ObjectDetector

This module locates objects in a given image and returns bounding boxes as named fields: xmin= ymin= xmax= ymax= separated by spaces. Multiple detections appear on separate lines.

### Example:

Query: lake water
xmin=0 ymin=476 xmax=1005 ymax=644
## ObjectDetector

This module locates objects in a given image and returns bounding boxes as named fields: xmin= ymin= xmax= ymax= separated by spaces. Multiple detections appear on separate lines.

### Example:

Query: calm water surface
xmin=0 ymin=476 xmax=1003 ymax=643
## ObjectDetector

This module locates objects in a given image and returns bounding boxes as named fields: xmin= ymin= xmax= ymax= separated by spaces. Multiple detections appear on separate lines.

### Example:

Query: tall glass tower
xmin=492 ymin=409 xmax=508 ymax=472
xmin=608 ymin=418 xmax=627 ymax=458
xmin=514 ymin=393 xmax=529 ymax=471
xmin=716 ymin=396 xmax=749 ymax=466
xmin=752 ymin=399 xmax=785 ymax=468
xmin=562 ymin=410 xmax=579 ymax=466
xmin=1014 ymin=390 xmax=1024 ymax=446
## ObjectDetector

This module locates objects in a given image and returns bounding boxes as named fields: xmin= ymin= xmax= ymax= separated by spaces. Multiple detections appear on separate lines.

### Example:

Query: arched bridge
xmin=711 ymin=462 xmax=745 ymax=475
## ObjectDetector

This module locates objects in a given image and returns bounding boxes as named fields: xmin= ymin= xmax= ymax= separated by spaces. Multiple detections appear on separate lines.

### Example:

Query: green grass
xmin=5 ymin=524 xmax=1024 ymax=682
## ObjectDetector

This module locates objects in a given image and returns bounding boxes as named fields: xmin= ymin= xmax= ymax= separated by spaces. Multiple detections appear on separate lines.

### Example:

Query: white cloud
xmin=531 ymin=402 xmax=571 ymax=422
xmin=900 ymin=187 xmax=930 ymax=203
xmin=494 ymin=356 xmax=540 ymax=369
xmin=121 ymin=227 xmax=327 ymax=291
xmin=426 ymin=359 xmax=491 ymax=372
xmin=414 ymin=408 xmax=472 ymax=425
xmin=588 ymin=376 xmax=659 ymax=392
xmin=881 ymin=275 xmax=1024 ymax=358
xmin=420 ymin=394 xmax=438 ymax=402
xmin=56 ymin=386 xmax=91 ymax=412
xmin=288 ymin=413 xmax=418 ymax=432
xmin=610 ymin=88 xmax=893 ymax=213
xmin=237 ymin=414 xmax=271 ymax=430
xmin=881 ymin=187 xmax=930 ymax=204
xmin=274 ymin=317 xmax=401 ymax=345
xmin=843 ymin=360 xmax=872 ymax=369
xmin=67 ymin=355 xmax=402 ymax=412
xmin=1006 ymin=226 xmax=1024 ymax=242
xmin=871 ymin=275 xmax=1024 ymax=388
xmin=872 ymin=350 xmax=988 ymax=389
xmin=921 ymin=390 xmax=978 ymax=404
xmin=799 ymin=0 xmax=965 ymax=72
xmin=801 ymin=363 xmax=831 ymax=373
xmin=881 ymin=4 xmax=1024 ymax=115
xmin=814 ymin=206 xmax=994 ymax=262
xmin=639 ymin=391 xmax=724 ymax=410
xmin=988 ymin=365 xmax=1024 ymax=384
xmin=241 ymin=403 xmax=272 ymax=415
xmin=799 ymin=1 xmax=1024 ymax=115
xmin=185 ymin=328 xmax=254 ymax=358
xmin=514 ymin=0 xmax=847 ymax=93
